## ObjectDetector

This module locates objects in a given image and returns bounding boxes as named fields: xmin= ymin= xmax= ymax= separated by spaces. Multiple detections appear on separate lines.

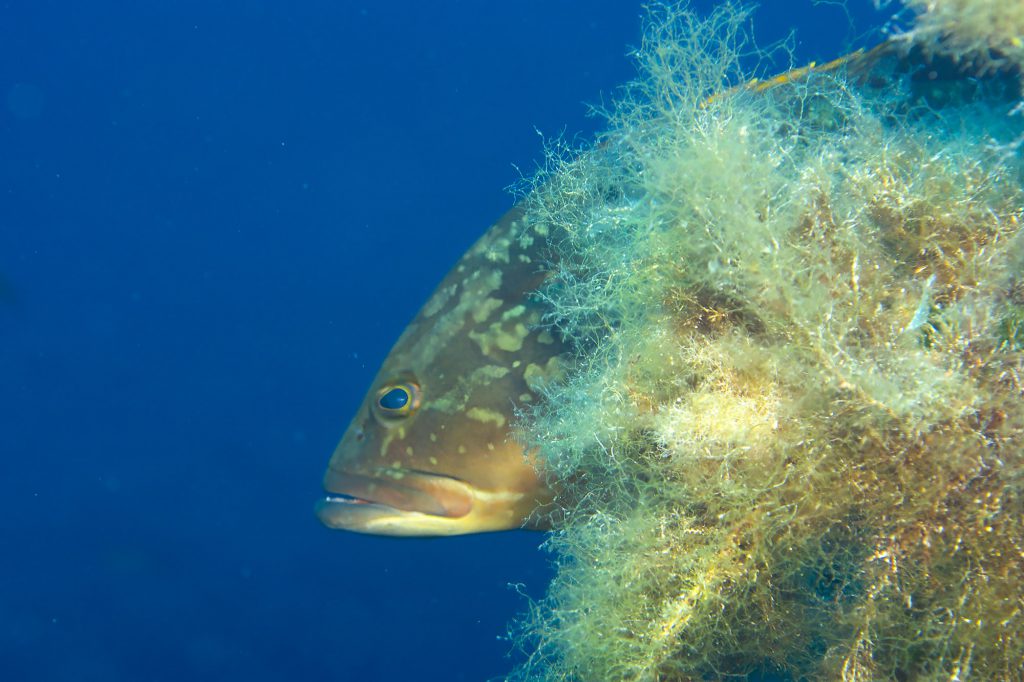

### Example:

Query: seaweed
xmin=508 ymin=2 xmax=1024 ymax=679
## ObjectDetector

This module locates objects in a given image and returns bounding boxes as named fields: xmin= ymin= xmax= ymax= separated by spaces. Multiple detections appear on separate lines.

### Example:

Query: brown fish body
xmin=317 ymin=208 xmax=563 ymax=536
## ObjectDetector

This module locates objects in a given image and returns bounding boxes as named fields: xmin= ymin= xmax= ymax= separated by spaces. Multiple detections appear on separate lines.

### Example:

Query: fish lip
xmin=315 ymin=496 xmax=410 ymax=532
xmin=318 ymin=468 xmax=475 ymax=522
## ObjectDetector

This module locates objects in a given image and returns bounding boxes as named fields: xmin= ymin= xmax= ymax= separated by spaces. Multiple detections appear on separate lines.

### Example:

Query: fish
xmin=316 ymin=207 xmax=565 ymax=536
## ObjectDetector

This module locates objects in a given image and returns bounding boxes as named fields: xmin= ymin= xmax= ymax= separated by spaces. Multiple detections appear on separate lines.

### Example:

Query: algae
xmin=901 ymin=0 xmax=1024 ymax=73
xmin=509 ymin=2 xmax=1024 ymax=680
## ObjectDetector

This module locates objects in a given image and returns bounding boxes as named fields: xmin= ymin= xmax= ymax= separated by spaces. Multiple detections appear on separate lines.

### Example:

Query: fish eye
xmin=374 ymin=382 xmax=421 ymax=419
xmin=379 ymin=387 xmax=409 ymax=410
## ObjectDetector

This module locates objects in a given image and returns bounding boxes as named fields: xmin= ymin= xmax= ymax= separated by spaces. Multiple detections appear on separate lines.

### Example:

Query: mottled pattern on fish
xmin=317 ymin=207 xmax=564 ymax=536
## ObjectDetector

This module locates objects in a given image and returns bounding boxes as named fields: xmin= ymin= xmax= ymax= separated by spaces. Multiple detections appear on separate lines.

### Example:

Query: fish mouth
xmin=316 ymin=468 xmax=475 ymax=534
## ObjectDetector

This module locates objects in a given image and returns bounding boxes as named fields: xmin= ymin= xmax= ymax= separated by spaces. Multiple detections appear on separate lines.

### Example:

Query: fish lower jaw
xmin=316 ymin=476 xmax=532 ymax=536
xmin=316 ymin=496 xmax=478 ymax=536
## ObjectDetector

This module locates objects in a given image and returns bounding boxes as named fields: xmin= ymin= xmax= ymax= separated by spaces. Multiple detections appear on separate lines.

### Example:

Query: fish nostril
xmin=355 ymin=429 xmax=366 ymax=443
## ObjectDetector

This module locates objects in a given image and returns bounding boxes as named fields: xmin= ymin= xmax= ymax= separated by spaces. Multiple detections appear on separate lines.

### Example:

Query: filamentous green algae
xmin=509 ymin=2 xmax=1024 ymax=680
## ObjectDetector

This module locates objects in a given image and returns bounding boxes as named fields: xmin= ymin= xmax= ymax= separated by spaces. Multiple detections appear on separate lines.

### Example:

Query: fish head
xmin=317 ymin=208 xmax=563 ymax=536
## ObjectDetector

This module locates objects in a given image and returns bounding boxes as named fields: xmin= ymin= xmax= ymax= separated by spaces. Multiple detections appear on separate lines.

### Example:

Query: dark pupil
xmin=379 ymin=387 xmax=409 ymax=410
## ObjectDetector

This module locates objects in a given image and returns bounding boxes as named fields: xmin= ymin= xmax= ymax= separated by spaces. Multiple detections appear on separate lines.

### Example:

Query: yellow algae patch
xmin=656 ymin=390 xmax=781 ymax=459
xmin=466 ymin=406 xmax=507 ymax=428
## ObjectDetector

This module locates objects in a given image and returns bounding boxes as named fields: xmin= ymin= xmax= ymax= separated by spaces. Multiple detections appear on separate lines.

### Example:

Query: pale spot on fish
xmin=416 ymin=269 xmax=502 ymax=364
xmin=501 ymin=304 xmax=526 ymax=321
xmin=473 ymin=297 xmax=504 ymax=323
xmin=430 ymin=433 xmax=437 ymax=442
xmin=422 ymin=283 xmax=458 ymax=318
xmin=469 ymin=321 xmax=530 ymax=355
xmin=405 ymin=446 xmax=414 ymax=456
xmin=458 ymin=445 xmax=467 ymax=455
xmin=470 ymin=229 xmax=512 ymax=264
xmin=429 ymin=456 xmax=438 ymax=465
xmin=484 ymin=237 xmax=512 ymax=264
xmin=466 ymin=406 xmax=507 ymax=428
xmin=524 ymin=356 xmax=564 ymax=392
xmin=469 ymin=365 xmax=511 ymax=382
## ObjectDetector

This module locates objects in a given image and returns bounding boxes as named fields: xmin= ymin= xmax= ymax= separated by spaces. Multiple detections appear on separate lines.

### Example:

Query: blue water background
xmin=1 ymin=2 xmax=889 ymax=680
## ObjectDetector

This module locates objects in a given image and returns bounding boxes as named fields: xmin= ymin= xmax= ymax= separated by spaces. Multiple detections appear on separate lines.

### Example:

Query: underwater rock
xmin=509 ymin=2 xmax=1024 ymax=680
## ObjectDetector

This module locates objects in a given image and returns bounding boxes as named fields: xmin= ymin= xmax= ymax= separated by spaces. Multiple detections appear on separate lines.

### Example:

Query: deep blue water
xmin=1 ymin=3 xmax=888 ymax=680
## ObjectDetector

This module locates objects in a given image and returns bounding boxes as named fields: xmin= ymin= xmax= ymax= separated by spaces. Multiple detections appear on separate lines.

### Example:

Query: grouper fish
xmin=316 ymin=207 xmax=564 ymax=536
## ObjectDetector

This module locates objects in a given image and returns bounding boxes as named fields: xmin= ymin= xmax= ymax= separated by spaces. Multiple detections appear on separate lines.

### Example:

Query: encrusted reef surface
xmin=509 ymin=2 xmax=1024 ymax=680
